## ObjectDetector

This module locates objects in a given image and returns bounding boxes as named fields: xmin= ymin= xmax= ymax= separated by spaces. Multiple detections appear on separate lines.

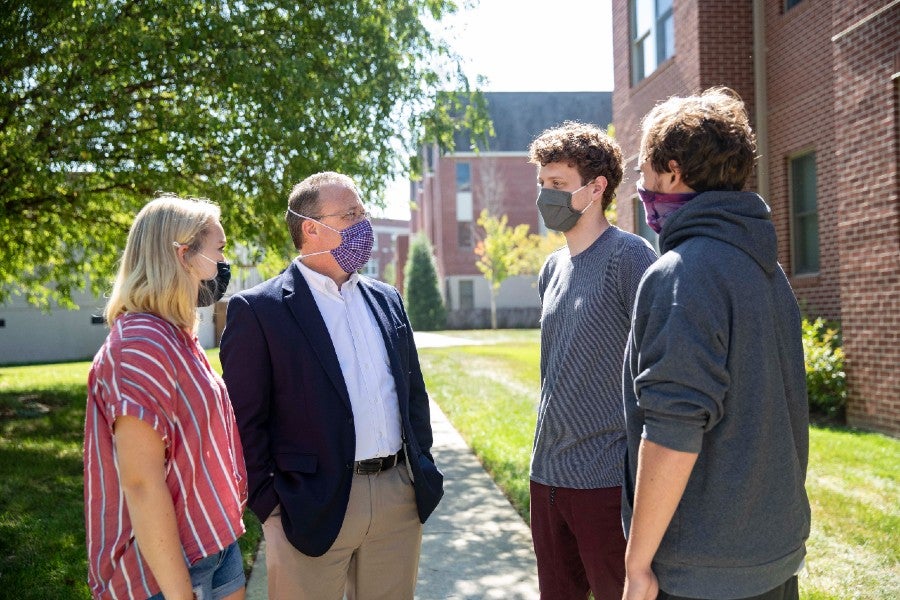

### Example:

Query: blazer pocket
xmin=273 ymin=453 xmax=317 ymax=474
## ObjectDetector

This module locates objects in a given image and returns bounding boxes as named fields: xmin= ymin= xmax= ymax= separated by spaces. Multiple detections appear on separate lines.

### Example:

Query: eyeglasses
xmin=312 ymin=208 xmax=370 ymax=224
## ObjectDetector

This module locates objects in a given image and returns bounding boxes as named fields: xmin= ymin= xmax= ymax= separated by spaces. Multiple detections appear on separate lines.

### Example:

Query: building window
xmin=362 ymin=258 xmax=379 ymax=278
xmin=790 ymin=152 xmax=819 ymax=274
xmin=459 ymin=280 xmax=474 ymax=310
xmin=458 ymin=222 xmax=473 ymax=248
xmin=631 ymin=0 xmax=675 ymax=85
xmin=785 ymin=0 xmax=804 ymax=10
xmin=634 ymin=197 xmax=660 ymax=252
xmin=457 ymin=162 xmax=474 ymax=248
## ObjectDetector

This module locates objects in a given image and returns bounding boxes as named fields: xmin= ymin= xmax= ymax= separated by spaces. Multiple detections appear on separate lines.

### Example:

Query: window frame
xmin=788 ymin=151 xmax=820 ymax=276
xmin=630 ymin=0 xmax=675 ymax=85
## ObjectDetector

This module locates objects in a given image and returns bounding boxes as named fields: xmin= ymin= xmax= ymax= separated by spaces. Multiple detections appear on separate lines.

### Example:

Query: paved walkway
xmin=245 ymin=332 xmax=539 ymax=599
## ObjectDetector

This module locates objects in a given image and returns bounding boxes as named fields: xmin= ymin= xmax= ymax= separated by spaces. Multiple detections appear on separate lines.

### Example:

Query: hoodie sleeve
xmin=630 ymin=256 xmax=732 ymax=453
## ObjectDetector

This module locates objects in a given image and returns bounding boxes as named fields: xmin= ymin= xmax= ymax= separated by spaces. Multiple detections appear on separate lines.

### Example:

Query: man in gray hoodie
xmin=622 ymin=87 xmax=810 ymax=600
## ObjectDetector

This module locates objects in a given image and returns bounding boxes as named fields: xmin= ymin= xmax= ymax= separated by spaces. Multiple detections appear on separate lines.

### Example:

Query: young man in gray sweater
xmin=622 ymin=87 xmax=810 ymax=600
xmin=528 ymin=122 xmax=658 ymax=599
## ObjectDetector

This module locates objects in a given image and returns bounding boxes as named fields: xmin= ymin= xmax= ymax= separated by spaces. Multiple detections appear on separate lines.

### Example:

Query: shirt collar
xmin=296 ymin=258 xmax=359 ymax=297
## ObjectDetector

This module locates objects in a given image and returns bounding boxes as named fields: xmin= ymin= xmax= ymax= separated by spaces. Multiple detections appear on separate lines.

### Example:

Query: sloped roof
xmin=454 ymin=91 xmax=613 ymax=153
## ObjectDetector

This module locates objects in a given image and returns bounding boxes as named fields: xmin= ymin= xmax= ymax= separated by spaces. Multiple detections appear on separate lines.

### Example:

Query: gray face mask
xmin=536 ymin=183 xmax=594 ymax=232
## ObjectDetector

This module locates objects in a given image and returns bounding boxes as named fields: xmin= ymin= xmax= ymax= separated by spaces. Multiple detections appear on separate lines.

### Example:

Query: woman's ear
xmin=173 ymin=242 xmax=191 ymax=270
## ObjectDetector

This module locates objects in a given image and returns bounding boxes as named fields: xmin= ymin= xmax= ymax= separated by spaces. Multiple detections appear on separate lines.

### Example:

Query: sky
xmin=375 ymin=0 xmax=614 ymax=219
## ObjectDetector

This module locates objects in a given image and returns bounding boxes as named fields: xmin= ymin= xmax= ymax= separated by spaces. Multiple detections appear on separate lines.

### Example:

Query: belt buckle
xmin=355 ymin=458 xmax=383 ymax=475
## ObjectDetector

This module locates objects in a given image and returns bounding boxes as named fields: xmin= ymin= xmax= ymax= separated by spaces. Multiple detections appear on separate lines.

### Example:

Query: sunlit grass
xmin=418 ymin=329 xmax=900 ymax=599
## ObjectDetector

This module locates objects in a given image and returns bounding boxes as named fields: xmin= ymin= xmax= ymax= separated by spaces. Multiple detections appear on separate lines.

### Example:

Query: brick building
xmin=412 ymin=92 xmax=613 ymax=328
xmin=365 ymin=217 xmax=409 ymax=283
xmin=612 ymin=0 xmax=899 ymax=435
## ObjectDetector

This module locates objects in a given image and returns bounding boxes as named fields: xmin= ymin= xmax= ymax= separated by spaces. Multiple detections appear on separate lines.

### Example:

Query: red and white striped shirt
xmin=84 ymin=313 xmax=247 ymax=600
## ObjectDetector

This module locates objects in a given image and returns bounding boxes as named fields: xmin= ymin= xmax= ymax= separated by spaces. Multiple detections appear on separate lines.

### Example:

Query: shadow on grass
xmin=0 ymin=438 xmax=90 ymax=598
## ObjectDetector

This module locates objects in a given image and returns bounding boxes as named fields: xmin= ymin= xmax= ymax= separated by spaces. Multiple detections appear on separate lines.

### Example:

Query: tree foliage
xmin=0 ymin=0 xmax=486 ymax=307
xmin=403 ymin=233 xmax=445 ymax=331
xmin=474 ymin=209 xmax=533 ymax=329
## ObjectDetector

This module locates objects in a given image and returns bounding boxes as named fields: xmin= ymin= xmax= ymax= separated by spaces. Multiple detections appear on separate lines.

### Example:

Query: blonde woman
xmin=84 ymin=195 xmax=247 ymax=600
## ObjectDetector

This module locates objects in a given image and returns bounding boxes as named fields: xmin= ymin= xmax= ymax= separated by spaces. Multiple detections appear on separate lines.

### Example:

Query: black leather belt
xmin=354 ymin=449 xmax=405 ymax=475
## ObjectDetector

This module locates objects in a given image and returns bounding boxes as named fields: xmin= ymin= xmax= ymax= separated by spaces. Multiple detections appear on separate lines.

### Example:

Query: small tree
xmin=474 ymin=210 xmax=534 ymax=329
xmin=404 ymin=234 xmax=446 ymax=331
xmin=381 ymin=262 xmax=396 ymax=287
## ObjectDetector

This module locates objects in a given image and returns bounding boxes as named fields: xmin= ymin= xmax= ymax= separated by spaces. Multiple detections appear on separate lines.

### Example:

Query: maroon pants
xmin=530 ymin=481 xmax=626 ymax=600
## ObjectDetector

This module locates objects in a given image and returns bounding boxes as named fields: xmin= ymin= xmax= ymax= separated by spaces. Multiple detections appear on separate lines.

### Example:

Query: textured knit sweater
xmin=531 ymin=226 xmax=657 ymax=489
xmin=622 ymin=191 xmax=810 ymax=599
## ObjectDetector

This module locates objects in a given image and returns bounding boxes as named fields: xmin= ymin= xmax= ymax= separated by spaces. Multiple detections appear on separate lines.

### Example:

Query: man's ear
xmin=667 ymin=160 xmax=682 ymax=183
xmin=665 ymin=160 xmax=690 ymax=192
xmin=301 ymin=218 xmax=319 ymax=239
xmin=590 ymin=175 xmax=608 ymax=199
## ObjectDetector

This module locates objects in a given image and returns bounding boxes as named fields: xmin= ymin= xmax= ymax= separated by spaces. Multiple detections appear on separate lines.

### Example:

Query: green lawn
xmin=0 ymin=354 xmax=261 ymax=599
xmin=1 ymin=333 xmax=897 ymax=598
xmin=417 ymin=330 xmax=900 ymax=600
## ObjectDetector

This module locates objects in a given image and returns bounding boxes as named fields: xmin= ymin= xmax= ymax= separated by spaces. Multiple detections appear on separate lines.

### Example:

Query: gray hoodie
xmin=622 ymin=191 xmax=810 ymax=599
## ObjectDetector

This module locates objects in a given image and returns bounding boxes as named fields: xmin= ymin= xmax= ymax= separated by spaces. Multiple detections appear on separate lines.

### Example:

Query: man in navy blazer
xmin=220 ymin=171 xmax=443 ymax=600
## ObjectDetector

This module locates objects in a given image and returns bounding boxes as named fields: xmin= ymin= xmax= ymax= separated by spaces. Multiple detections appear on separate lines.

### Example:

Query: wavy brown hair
xmin=528 ymin=121 xmax=624 ymax=210
xmin=640 ymin=86 xmax=757 ymax=191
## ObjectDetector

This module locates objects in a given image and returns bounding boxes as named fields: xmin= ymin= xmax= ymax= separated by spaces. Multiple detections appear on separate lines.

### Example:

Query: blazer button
xmin=346 ymin=462 xmax=352 ymax=470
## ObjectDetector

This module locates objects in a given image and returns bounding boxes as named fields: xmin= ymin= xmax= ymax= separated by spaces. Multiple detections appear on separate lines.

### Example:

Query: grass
xmin=417 ymin=329 xmax=900 ymax=600
xmin=0 ymin=352 xmax=261 ymax=599
xmin=2 ymin=331 xmax=897 ymax=598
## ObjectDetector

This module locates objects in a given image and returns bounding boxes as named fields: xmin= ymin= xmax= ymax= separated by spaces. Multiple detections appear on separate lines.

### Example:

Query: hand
xmin=622 ymin=566 xmax=659 ymax=600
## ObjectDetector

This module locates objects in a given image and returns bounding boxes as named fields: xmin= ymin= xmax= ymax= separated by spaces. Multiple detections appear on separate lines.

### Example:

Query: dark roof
xmin=454 ymin=91 xmax=613 ymax=153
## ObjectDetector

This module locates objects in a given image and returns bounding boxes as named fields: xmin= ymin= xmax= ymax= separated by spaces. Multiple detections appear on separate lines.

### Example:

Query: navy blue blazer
xmin=220 ymin=261 xmax=443 ymax=557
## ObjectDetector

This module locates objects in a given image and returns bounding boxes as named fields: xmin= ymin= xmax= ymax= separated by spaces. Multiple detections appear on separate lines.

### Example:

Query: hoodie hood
xmin=659 ymin=191 xmax=778 ymax=275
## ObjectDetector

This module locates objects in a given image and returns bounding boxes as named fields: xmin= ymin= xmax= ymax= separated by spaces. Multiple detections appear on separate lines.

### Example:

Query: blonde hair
xmin=104 ymin=194 xmax=221 ymax=330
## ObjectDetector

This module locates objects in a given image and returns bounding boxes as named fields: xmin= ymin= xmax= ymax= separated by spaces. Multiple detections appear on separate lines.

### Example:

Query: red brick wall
xmin=612 ymin=0 xmax=900 ymax=435
xmin=766 ymin=0 xmax=841 ymax=318
xmin=423 ymin=154 xmax=538 ymax=279
xmin=832 ymin=1 xmax=900 ymax=434
xmin=613 ymin=0 xmax=703 ymax=233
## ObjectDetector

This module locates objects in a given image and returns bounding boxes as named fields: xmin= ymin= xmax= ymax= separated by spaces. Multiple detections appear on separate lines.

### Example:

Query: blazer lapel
xmin=358 ymin=281 xmax=399 ymax=358
xmin=282 ymin=263 xmax=352 ymax=410
xmin=358 ymin=281 xmax=409 ymax=405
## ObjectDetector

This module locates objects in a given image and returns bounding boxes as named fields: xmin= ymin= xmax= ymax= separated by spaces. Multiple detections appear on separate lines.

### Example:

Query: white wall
xmin=0 ymin=291 xmax=219 ymax=365
xmin=444 ymin=275 xmax=540 ymax=311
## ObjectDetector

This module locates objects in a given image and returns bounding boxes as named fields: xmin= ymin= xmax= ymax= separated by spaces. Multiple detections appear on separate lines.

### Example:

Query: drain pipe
xmin=752 ymin=0 xmax=769 ymax=199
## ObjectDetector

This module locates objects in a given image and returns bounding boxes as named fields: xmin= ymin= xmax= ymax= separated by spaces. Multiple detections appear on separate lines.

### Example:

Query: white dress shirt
xmin=297 ymin=260 xmax=402 ymax=461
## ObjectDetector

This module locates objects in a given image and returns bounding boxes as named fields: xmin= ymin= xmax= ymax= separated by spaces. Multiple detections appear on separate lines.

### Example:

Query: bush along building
xmin=611 ymin=0 xmax=899 ymax=435
xmin=411 ymin=91 xmax=613 ymax=329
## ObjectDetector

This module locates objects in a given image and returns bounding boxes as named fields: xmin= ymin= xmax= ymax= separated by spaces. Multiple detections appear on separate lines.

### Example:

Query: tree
xmin=474 ymin=209 xmax=535 ymax=329
xmin=0 ymin=1 xmax=487 ymax=307
xmin=403 ymin=233 xmax=445 ymax=331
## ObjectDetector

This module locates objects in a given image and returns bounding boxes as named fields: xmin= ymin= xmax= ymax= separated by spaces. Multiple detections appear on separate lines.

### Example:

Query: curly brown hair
xmin=640 ymin=87 xmax=757 ymax=191
xmin=528 ymin=121 xmax=624 ymax=210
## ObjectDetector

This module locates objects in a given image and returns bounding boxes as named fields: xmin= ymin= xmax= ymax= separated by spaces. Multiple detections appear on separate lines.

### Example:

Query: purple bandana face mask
xmin=637 ymin=185 xmax=699 ymax=233
xmin=288 ymin=208 xmax=374 ymax=274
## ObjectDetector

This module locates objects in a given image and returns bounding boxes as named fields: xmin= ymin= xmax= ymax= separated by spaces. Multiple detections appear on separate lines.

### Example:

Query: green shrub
xmin=802 ymin=317 xmax=847 ymax=418
xmin=403 ymin=233 xmax=446 ymax=331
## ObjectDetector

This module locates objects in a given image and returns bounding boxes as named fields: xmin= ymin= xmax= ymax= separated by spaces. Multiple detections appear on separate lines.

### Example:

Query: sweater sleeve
xmin=630 ymin=257 xmax=731 ymax=453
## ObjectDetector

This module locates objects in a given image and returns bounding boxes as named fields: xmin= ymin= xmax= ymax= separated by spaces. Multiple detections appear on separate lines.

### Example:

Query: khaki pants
xmin=263 ymin=464 xmax=423 ymax=600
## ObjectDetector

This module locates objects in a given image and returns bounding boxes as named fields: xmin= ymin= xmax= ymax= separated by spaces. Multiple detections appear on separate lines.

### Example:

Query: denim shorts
xmin=148 ymin=541 xmax=245 ymax=600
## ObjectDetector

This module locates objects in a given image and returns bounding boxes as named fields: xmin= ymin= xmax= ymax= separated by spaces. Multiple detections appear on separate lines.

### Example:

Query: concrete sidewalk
xmin=245 ymin=332 xmax=539 ymax=599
